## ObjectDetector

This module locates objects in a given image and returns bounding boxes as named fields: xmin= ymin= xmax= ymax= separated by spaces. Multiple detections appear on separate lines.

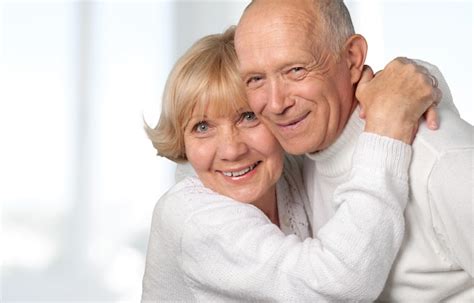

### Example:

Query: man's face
xmin=235 ymin=4 xmax=356 ymax=154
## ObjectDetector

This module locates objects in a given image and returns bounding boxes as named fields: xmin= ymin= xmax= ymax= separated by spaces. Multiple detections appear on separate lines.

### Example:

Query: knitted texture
xmin=142 ymin=134 xmax=412 ymax=302
xmin=305 ymin=61 xmax=473 ymax=302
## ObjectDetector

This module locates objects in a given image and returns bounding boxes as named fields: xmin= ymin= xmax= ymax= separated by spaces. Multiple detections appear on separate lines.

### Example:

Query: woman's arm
xmin=177 ymin=133 xmax=411 ymax=302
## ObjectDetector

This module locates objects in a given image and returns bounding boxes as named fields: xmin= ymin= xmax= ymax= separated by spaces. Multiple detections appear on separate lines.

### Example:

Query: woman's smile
xmin=184 ymin=109 xmax=284 ymax=204
xmin=219 ymin=161 xmax=261 ymax=178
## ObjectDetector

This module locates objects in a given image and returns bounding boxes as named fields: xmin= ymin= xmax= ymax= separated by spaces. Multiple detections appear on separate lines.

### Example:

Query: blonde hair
xmin=145 ymin=26 xmax=248 ymax=162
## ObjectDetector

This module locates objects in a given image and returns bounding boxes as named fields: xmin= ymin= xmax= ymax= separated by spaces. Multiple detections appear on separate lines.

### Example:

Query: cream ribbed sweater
xmin=305 ymin=62 xmax=473 ymax=302
xmin=142 ymin=133 xmax=412 ymax=302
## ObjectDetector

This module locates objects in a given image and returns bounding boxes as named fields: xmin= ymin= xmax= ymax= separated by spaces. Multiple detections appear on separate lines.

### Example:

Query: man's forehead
xmin=236 ymin=19 xmax=312 ymax=49
xmin=235 ymin=20 xmax=314 ymax=60
xmin=236 ymin=41 xmax=315 ymax=78
xmin=237 ymin=0 xmax=314 ymax=28
xmin=235 ymin=4 xmax=316 ymax=49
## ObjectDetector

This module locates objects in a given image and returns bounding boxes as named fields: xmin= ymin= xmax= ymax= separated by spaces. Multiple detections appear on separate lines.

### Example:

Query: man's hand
xmin=356 ymin=58 xmax=442 ymax=144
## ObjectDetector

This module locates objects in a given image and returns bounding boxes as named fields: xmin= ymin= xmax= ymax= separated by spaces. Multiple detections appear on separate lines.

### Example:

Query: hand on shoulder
xmin=356 ymin=58 xmax=442 ymax=144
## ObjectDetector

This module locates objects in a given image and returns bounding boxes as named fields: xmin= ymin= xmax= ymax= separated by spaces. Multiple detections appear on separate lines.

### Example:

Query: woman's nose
xmin=217 ymin=130 xmax=249 ymax=161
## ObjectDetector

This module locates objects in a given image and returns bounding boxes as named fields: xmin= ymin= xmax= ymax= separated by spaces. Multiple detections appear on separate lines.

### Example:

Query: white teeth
xmin=222 ymin=162 xmax=258 ymax=177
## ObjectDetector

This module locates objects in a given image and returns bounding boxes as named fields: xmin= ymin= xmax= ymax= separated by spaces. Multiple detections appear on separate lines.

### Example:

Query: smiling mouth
xmin=221 ymin=161 xmax=261 ymax=177
xmin=276 ymin=112 xmax=310 ymax=128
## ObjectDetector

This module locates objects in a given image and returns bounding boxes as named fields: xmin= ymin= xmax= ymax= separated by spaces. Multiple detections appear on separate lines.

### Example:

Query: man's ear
xmin=343 ymin=34 xmax=368 ymax=84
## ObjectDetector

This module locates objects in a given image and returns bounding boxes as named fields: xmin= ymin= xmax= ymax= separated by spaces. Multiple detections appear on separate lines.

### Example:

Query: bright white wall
xmin=349 ymin=0 xmax=473 ymax=123
xmin=1 ymin=1 xmax=471 ymax=301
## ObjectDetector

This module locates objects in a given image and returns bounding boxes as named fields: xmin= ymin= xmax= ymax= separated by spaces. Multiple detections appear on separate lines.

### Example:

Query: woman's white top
xmin=142 ymin=133 xmax=412 ymax=302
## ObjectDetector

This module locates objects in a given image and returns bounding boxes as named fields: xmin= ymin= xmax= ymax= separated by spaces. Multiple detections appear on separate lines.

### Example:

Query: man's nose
xmin=266 ymin=78 xmax=292 ymax=115
xmin=217 ymin=130 xmax=249 ymax=161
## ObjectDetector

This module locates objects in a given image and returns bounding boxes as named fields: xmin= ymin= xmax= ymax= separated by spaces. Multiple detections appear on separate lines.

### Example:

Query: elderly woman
xmin=142 ymin=27 xmax=428 ymax=301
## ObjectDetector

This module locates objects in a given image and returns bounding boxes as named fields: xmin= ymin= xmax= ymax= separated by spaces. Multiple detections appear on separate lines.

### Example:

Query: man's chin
xmin=280 ymin=140 xmax=312 ymax=155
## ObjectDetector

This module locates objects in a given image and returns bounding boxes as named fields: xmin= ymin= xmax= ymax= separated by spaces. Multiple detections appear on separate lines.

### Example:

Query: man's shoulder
xmin=413 ymin=106 xmax=473 ymax=157
xmin=414 ymin=59 xmax=459 ymax=115
xmin=411 ymin=59 xmax=472 ymax=155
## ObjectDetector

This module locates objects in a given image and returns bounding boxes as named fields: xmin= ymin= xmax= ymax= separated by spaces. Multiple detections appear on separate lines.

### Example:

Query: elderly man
xmin=235 ymin=0 xmax=473 ymax=301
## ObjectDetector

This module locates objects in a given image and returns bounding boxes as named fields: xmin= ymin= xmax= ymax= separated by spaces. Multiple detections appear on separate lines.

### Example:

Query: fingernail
xmin=429 ymin=121 xmax=438 ymax=129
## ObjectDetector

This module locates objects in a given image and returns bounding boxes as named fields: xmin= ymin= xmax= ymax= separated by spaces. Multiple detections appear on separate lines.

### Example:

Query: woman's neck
xmin=252 ymin=186 xmax=279 ymax=227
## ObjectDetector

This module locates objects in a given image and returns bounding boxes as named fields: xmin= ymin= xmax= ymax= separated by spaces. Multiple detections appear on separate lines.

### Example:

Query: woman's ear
xmin=343 ymin=34 xmax=368 ymax=84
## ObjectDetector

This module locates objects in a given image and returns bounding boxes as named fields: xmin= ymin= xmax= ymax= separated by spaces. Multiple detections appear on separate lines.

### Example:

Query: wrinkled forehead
xmin=235 ymin=3 xmax=318 ymax=59
xmin=235 ymin=20 xmax=320 ymax=77
xmin=236 ymin=1 xmax=316 ymax=38
xmin=236 ymin=21 xmax=312 ymax=52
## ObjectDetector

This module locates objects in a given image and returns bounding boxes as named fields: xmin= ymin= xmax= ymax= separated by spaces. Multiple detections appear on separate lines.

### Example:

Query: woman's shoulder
xmin=153 ymin=177 xmax=257 ymax=232
xmin=165 ymin=176 xmax=209 ymax=198
xmin=151 ymin=177 xmax=210 ymax=233
xmin=154 ymin=177 xmax=213 ymax=218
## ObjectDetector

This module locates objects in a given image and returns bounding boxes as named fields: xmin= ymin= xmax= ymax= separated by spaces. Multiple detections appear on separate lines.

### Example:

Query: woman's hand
xmin=356 ymin=58 xmax=442 ymax=144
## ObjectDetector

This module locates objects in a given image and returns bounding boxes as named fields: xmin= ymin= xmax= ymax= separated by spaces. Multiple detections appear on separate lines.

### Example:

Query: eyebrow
xmin=240 ymin=56 xmax=315 ymax=79
xmin=184 ymin=115 xmax=208 ymax=130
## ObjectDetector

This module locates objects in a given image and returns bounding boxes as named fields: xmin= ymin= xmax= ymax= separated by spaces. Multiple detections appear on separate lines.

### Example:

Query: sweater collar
xmin=305 ymin=106 xmax=365 ymax=176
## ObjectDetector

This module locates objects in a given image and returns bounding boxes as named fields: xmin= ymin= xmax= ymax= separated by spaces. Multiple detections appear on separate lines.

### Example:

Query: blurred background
xmin=1 ymin=0 xmax=472 ymax=301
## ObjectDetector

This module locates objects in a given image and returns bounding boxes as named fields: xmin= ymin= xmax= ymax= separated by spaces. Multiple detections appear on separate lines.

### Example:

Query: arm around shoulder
xmin=178 ymin=133 xmax=413 ymax=302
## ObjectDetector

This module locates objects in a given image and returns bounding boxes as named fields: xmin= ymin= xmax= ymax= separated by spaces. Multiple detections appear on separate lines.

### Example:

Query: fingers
xmin=416 ymin=64 xmax=439 ymax=89
xmin=395 ymin=57 xmax=442 ymax=130
xmin=433 ymin=86 xmax=443 ymax=106
xmin=422 ymin=68 xmax=442 ymax=130
xmin=424 ymin=81 xmax=442 ymax=130
xmin=393 ymin=56 xmax=414 ymax=65
xmin=359 ymin=65 xmax=374 ymax=84
xmin=426 ymin=72 xmax=439 ymax=88
xmin=360 ymin=56 xmax=443 ymax=143
xmin=358 ymin=65 xmax=374 ymax=119
xmin=424 ymin=104 xmax=439 ymax=130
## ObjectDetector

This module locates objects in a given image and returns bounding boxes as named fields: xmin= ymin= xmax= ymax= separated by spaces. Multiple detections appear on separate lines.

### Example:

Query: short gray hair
xmin=315 ymin=0 xmax=355 ymax=54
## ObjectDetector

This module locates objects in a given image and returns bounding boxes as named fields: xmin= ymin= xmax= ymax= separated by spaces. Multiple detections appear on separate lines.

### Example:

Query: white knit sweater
xmin=142 ymin=134 xmax=412 ymax=302
xmin=305 ymin=62 xmax=473 ymax=302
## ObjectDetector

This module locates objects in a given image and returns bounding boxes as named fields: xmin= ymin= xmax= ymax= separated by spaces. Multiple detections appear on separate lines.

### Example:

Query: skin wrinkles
xmin=184 ymin=103 xmax=284 ymax=223
xmin=235 ymin=0 xmax=360 ymax=154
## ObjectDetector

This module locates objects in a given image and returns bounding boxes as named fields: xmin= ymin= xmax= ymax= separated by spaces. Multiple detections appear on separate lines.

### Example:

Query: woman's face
xmin=184 ymin=104 xmax=284 ymax=205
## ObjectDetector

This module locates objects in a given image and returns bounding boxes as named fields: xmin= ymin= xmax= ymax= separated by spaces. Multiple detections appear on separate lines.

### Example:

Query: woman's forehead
xmin=192 ymin=94 xmax=249 ymax=116
xmin=192 ymin=100 xmax=249 ymax=119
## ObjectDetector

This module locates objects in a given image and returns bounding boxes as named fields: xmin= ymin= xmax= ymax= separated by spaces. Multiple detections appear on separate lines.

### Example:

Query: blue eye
xmin=194 ymin=121 xmax=209 ymax=133
xmin=239 ymin=111 xmax=259 ymax=128
xmin=241 ymin=111 xmax=257 ymax=121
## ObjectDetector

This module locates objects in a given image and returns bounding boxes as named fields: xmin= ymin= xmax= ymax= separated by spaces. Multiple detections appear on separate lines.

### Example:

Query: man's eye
xmin=290 ymin=67 xmax=305 ymax=74
xmin=288 ymin=66 xmax=307 ymax=80
xmin=194 ymin=121 xmax=209 ymax=133
xmin=246 ymin=76 xmax=262 ymax=86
